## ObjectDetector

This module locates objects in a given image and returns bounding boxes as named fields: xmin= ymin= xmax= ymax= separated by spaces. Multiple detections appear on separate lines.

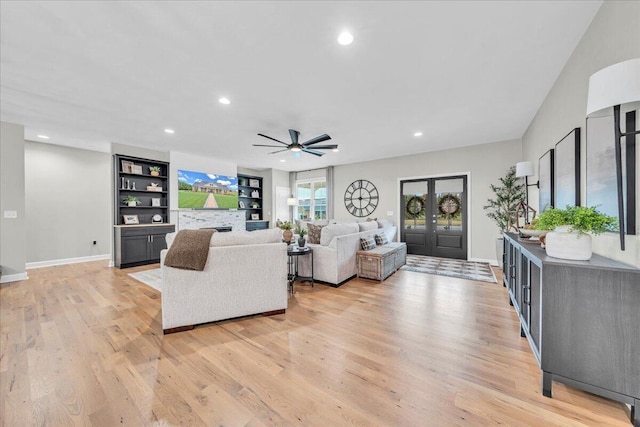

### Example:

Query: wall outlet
xmin=93 ymin=241 xmax=97 ymax=245
xmin=387 ymin=211 xmax=394 ymax=216
xmin=3 ymin=210 xmax=17 ymax=219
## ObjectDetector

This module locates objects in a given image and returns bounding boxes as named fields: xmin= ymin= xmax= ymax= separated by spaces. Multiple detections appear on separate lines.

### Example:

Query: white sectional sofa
xmin=160 ymin=228 xmax=287 ymax=333
xmin=297 ymin=220 xmax=397 ymax=286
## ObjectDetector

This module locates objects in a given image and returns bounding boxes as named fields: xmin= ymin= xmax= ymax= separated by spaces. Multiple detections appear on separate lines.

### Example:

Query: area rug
xmin=128 ymin=268 xmax=162 ymax=292
xmin=400 ymin=255 xmax=497 ymax=283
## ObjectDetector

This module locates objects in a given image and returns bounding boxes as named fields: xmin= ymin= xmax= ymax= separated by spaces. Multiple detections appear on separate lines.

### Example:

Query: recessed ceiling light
xmin=280 ymin=159 xmax=286 ymax=163
xmin=338 ymin=32 xmax=354 ymax=46
xmin=164 ymin=129 xmax=175 ymax=134
xmin=219 ymin=97 xmax=231 ymax=105
xmin=37 ymin=134 xmax=50 ymax=139
xmin=414 ymin=132 xmax=423 ymax=137
xmin=332 ymin=148 xmax=339 ymax=152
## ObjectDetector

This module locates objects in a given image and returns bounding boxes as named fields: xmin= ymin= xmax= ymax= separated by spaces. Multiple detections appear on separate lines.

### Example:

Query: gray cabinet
xmin=503 ymin=233 xmax=639 ymax=426
xmin=115 ymin=225 xmax=175 ymax=268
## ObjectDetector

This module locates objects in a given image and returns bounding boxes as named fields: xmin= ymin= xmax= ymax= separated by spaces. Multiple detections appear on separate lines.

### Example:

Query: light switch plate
xmin=387 ymin=211 xmax=394 ymax=216
xmin=4 ymin=210 xmax=18 ymax=219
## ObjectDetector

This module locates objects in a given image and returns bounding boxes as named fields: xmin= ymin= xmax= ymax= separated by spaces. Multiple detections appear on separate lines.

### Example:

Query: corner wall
xmin=332 ymin=138 xmax=522 ymax=262
xmin=0 ymin=121 xmax=27 ymax=282
xmin=521 ymin=0 xmax=640 ymax=266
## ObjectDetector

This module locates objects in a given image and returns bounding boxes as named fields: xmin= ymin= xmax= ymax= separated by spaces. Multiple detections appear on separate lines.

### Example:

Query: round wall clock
xmin=344 ymin=179 xmax=379 ymax=217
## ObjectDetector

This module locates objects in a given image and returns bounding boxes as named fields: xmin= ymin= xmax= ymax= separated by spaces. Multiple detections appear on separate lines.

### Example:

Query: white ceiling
xmin=0 ymin=1 xmax=602 ymax=171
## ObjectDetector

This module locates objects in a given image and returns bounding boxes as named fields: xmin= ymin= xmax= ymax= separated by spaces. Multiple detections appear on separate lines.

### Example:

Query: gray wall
xmin=0 ymin=121 xmax=27 ymax=280
xmin=333 ymin=138 xmax=522 ymax=262
xmin=522 ymin=0 xmax=640 ymax=266
xmin=25 ymin=141 xmax=111 ymax=263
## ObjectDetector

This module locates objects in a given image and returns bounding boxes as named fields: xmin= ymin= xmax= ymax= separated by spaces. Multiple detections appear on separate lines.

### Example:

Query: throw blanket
xmin=164 ymin=229 xmax=216 ymax=271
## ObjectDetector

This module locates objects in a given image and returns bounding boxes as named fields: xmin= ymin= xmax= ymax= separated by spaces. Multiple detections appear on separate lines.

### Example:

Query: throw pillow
xmin=377 ymin=219 xmax=393 ymax=229
xmin=374 ymin=233 xmax=389 ymax=246
xmin=307 ymin=223 xmax=325 ymax=244
xmin=360 ymin=236 xmax=377 ymax=251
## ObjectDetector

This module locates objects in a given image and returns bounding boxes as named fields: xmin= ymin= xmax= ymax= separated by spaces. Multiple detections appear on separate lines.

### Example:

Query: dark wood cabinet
xmin=115 ymin=225 xmax=175 ymax=268
xmin=113 ymin=154 xmax=174 ymax=268
xmin=238 ymin=174 xmax=269 ymax=231
xmin=503 ymin=233 xmax=639 ymax=426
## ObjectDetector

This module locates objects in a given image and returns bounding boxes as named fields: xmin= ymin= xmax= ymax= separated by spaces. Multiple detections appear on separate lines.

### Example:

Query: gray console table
xmin=503 ymin=233 xmax=639 ymax=426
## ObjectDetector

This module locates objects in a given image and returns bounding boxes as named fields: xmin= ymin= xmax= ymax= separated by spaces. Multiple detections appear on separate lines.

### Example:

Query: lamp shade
xmin=287 ymin=197 xmax=297 ymax=206
xmin=586 ymin=58 xmax=640 ymax=117
xmin=515 ymin=161 xmax=534 ymax=178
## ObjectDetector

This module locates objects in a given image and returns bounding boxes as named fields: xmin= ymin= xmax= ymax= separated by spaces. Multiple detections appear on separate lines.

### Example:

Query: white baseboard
xmin=0 ymin=272 xmax=29 ymax=283
xmin=469 ymin=257 xmax=499 ymax=266
xmin=108 ymin=260 xmax=115 ymax=268
xmin=26 ymin=254 xmax=111 ymax=269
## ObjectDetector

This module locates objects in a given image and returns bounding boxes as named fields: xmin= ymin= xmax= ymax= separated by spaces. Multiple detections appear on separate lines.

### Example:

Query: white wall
xmin=24 ymin=141 xmax=111 ymax=264
xmin=0 ymin=121 xmax=27 ymax=281
xmin=521 ymin=0 xmax=640 ymax=266
xmin=332 ymin=138 xmax=522 ymax=262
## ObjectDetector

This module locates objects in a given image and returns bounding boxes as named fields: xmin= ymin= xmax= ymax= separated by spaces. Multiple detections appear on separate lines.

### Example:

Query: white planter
xmin=496 ymin=236 xmax=504 ymax=269
xmin=545 ymin=225 xmax=592 ymax=261
xmin=128 ymin=201 xmax=137 ymax=207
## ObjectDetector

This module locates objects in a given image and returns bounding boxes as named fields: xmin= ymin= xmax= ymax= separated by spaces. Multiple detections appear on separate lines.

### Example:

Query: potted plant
xmin=295 ymin=227 xmax=307 ymax=247
xmin=483 ymin=166 xmax=525 ymax=267
xmin=279 ymin=221 xmax=294 ymax=244
xmin=534 ymin=206 xmax=617 ymax=260
xmin=123 ymin=195 xmax=141 ymax=207
xmin=149 ymin=166 xmax=161 ymax=177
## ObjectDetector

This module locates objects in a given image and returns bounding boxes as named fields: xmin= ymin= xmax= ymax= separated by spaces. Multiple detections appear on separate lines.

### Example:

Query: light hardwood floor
xmin=0 ymin=261 xmax=633 ymax=426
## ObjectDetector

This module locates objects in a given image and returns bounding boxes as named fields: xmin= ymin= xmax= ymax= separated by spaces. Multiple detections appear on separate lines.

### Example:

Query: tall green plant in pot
xmin=483 ymin=166 xmax=525 ymax=267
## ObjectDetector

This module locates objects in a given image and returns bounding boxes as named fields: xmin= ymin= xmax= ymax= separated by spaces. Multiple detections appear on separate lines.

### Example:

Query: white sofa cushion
xmin=166 ymin=228 xmax=281 ymax=249
xmin=358 ymin=221 xmax=379 ymax=232
xmin=320 ymin=222 xmax=359 ymax=246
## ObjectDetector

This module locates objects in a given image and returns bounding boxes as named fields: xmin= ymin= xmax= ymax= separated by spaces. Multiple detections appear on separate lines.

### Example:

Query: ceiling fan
xmin=254 ymin=129 xmax=338 ymax=157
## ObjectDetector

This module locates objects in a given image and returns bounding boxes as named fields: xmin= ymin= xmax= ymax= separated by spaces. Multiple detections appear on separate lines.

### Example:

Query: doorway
xmin=400 ymin=175 xmax=467 ymax=259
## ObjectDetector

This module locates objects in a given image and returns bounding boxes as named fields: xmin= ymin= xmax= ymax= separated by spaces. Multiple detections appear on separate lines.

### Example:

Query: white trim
xmin=0 ymin=272 xmax=29 ymax=283
xmin=26 ymin=254 xmax=111 ymax=269
xmin=470 ymin=257 xmax=499 ymax=266
xmin=397 ymin=171 xmax=472 ymax=260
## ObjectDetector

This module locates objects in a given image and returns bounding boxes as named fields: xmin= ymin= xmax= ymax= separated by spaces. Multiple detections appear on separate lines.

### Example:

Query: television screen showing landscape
xmin=177 ymin=169 xmax=238 ymax=209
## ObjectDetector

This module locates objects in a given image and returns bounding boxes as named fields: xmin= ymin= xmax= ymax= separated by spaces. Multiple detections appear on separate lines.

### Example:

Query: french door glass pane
xmin=403 ymin=181 xmax=427 ymax=230
xmin=435 ymin=178 xmax=463 ymax=231
xmin=296 ymin=183 xmax=311 ymax=220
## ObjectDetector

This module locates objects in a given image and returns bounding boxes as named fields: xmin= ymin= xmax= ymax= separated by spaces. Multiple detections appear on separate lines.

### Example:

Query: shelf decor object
xmin=553 ymin=128 xmax=581 ymax=209
xmin=586 ymin=58 xmax=640 ymax=250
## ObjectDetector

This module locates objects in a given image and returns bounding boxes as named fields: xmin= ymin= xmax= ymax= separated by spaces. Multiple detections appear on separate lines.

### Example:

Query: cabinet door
xmin=149 ymin=233 xmax=168 ymax=260
xmin=122 ymin=235 xmax=150 ymax=264
xmin=529 ymin=263 xmax=541 ymax=353
xmin=519 ymin=253 xmax=529 ymax=327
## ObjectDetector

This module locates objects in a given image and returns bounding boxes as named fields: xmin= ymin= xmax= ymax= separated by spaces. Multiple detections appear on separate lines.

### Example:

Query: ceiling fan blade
xmin=289 ymin=129 xmax=299 ymax=144
xmin=301 ymin=148 xmax=325 ymax=157
xmin=301 ymin=134 xmax=331 ymax=147
xmin=268 ymin=148 xmax=290 ymax=154
xmin=253 ymin=144 xmax=287 ymax=148
xmin=257 ymin=133 xmax=289 ymax=146
xmin=306 ymin=144 xmax=338 ymax=150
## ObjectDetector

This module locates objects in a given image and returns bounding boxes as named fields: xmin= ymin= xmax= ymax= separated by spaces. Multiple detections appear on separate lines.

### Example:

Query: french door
xmin=400 ymin=176 xmax=467 ymax=259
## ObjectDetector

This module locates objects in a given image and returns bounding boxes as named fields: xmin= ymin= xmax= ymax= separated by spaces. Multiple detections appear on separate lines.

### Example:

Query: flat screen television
xmin=177 ymin=169 xmax=238 ymax=209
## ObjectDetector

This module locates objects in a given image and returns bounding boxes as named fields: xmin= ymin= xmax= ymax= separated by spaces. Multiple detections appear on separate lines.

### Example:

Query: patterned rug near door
xmin=400 ymin=255 xmax=497 ymax=283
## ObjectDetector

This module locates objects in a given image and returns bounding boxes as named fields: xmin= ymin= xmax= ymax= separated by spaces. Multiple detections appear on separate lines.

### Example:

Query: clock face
xmin=344 ymin=179 xmax=379 ymax=217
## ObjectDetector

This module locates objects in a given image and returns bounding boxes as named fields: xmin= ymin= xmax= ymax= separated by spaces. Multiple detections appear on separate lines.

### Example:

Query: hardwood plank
xmin=0 ymin=261 xmax=632 ymax=426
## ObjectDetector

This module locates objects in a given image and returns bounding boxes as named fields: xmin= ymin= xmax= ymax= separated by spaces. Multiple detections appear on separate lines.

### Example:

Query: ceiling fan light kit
xmin=254 ymin=129 xmax=338 ymax=157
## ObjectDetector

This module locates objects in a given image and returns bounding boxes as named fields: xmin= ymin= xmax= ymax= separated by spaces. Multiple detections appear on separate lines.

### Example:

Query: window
xmin=295 ymin=179 xmax=327 ymax=220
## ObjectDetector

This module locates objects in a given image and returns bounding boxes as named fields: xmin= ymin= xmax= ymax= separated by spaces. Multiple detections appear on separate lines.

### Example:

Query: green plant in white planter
xmin=535 ymin=206 xmax=617 ymax=260
xmin=123 ymin=195 xmax=141 ymax=207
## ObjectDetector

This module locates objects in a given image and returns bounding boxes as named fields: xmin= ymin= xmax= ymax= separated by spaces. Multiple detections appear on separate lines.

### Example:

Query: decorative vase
xmin=150 ymin=171 xmax=160 ymax=177
xmin=545 ymin=225 xmax=592 ymax=261
xmin=298 ymin=237 xmax=306 ymax=248
xmin=496 ymin=235 xmax=504 ymax=269
xmin=282 ymin=229 xmax=293 ymax=244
